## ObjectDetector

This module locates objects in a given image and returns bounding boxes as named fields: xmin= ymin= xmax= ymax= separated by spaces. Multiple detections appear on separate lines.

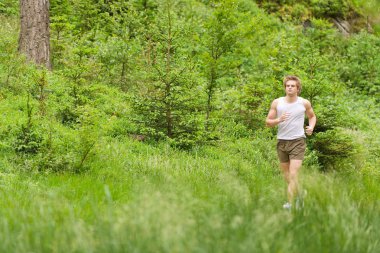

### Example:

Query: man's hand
xmin=305 ymin=126 xmax=314 ymax=135
xmin=278 ymin=112 xmax=290 ymax=123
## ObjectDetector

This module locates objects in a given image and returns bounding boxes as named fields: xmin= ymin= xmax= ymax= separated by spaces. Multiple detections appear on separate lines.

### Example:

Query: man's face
xmin=285 ymin=80 xmax=298 ymax=96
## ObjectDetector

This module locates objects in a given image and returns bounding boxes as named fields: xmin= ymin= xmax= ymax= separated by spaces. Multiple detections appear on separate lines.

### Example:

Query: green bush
xmin=276 ymin=4 xmax=310 ymax=22
xmin=258 ymin=0 xmax=351 ymax=19
xmin=34 ymin=147 xmax=72 ymax=173
xmin=310 ymin=129 xmax=358 ymax=171
xmin=13 ymin=95 xmax=42 ymax=155
xmin=312 ymin=95 xmax=355 ymax=132
xmin=340 ymin=32 xmax=380 ymax=100
xmin=14 ymin=124 xmax=42 ymax=154
xmin=310 ymin=0 xmax=349 ymax=18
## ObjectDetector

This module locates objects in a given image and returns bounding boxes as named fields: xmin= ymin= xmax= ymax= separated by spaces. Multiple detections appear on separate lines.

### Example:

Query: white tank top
xmin=276 ymin=97 xmax=306 ymax=140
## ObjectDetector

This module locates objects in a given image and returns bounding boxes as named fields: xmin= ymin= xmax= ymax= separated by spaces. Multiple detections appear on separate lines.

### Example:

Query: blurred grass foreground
xmin=1 ymin=136 xmax=379 ymax=252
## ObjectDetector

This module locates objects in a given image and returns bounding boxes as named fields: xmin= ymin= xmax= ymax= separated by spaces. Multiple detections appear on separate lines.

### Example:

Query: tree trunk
xmin=19 ymin=0 xmax=51 ymax=70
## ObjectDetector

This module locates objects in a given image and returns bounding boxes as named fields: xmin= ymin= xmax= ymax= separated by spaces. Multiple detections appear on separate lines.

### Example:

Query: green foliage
xmin=130 ymin=0 xmax=206 ymax=147
xmin=313 ymin=97 xmax=347 ymax=132
xmin=1 ymin=0 xmax=378 ymax=165
xmin=72 ymin=109 xmax=101 ymax=173
xmin=221 ymin=78 xmax=272 ymax=130
xmin=199 ymin=0 xmax=247 ymax=128
xmin=310 ymin=0 xmax=350 ymax=18
xmin=302 ymin=18 xmax=341 ymax=51
xmin=33 ymin=128 xmax=72 ymax=173
xmin=310 ymin=129 xmax=358 ymax=171
xmin=13 ymin=70 xmax=48 ymax=155
xmin=94 ymin=2 xmax=144 ymax=89
xmin=258 ymin=0 xmax=352 ymax=19
xmin=97 ymin=37 xmax=142 ymax=90
xmin=340 ymin=31 xmax=380 ymax=100
xmin=0 ymin=17 xmax=27 ymax=94
xmin=259 ymin=2 xmax=311 ymax=22
xmin=292 ymin=37 xmax=343 ymax=103
xmin=14 ymin=106 xmax=42 ymax=154
xmin=280 ymin=3 xmax=311 ymax=22
xmin=0 ymin=0 xmax=18 ymax=16
xmin=0 ymin=2 xmax=380 ymax=252
xmin=309 ymin=93 xmax=370 ymax=171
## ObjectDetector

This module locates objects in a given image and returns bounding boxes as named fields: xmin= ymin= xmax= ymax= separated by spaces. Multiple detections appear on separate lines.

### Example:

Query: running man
xmin=265 ymin=75 xmax=316 ymax=209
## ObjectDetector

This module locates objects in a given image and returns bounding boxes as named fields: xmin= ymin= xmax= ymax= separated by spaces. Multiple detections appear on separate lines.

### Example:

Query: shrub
xmin=14 ymin=124 xmax=42 ymax=154
xmin=312 ymin=95 xmax=355 ymax=132
xmin=340 ymin=32 xmax=380 ymax=100
xmin=310 ymin=129 xmax=358 ymax=171
xmin=277 ymin=4 xmax=311 ymax=22
xmin=14 ymin=95 xmax=42 ymax=154
xmin=310 ymin=0 xmax=349 ymax=18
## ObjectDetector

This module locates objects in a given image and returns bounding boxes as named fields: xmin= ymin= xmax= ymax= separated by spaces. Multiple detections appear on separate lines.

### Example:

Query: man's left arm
xmin=304 ymin=99 xmax=316 ymax=136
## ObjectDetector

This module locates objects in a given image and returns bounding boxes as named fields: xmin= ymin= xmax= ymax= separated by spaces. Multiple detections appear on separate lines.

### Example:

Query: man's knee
xmin=280 ymin=162 xmax=290 ymax=169
xmin=290 ymin=159 xmax=303 ymax=167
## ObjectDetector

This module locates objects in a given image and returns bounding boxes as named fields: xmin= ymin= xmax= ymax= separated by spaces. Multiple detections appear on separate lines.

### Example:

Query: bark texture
xmin=19 ymin=0 xmax=51 ymax=69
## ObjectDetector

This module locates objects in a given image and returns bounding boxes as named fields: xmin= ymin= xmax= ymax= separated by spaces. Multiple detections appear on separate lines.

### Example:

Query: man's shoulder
xmin=271 ymin=97 xmax=282 ymax=106
xmin=300 ymin=97 xmax=312 ymax=108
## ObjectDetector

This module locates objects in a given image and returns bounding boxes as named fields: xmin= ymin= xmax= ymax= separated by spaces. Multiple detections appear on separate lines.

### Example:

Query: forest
xmin=0 ymin=0 xmax=380 ymax=252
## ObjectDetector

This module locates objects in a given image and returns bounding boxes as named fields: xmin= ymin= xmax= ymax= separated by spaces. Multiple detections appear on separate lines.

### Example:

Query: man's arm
xmin=266 ymin=99 xmax=289 ymax=127
xmin=304 ymin=99 xmax=316 ymax=135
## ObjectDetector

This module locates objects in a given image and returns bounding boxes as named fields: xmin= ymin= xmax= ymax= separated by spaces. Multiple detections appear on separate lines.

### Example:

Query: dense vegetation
xmin=0 ymin=0 xmax=379 ymax=252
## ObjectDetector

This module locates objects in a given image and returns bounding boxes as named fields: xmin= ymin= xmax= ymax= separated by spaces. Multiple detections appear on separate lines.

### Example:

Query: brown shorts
xmin=277 ymin=138 xmax=306 ymax=163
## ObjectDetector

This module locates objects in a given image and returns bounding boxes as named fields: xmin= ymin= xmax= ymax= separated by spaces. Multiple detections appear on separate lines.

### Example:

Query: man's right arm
xmin=266 ymin=99 xmax=280 ymax=127
xmin=266 ymin=99 xmax=289 ymax=127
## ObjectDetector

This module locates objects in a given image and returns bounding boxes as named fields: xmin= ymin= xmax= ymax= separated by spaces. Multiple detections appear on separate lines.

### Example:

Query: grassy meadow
xmin=1 ymin=134 xmax=380 ymax=252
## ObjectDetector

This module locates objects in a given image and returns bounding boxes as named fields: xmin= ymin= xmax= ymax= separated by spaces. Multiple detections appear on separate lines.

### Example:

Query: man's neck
xmin=285 ymin=95 xmax=298 ymax=103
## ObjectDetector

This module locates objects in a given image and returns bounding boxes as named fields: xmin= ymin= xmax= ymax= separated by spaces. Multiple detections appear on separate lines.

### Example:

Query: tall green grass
xmin=1 ymin=135 xmax=379 ymax=253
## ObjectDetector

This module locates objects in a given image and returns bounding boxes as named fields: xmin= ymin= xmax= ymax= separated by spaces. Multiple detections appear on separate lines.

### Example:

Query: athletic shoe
xmin=283 ymin=202 xmax=292 ymax=210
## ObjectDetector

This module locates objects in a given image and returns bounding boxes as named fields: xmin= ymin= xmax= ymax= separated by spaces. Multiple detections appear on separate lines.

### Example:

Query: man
xmin=265 ymin=75 xmax=316 ymax=209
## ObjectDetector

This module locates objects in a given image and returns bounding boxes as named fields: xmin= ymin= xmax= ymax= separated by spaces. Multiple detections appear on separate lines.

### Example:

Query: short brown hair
xmin=283 ymin=75 xmax=302 ymax=95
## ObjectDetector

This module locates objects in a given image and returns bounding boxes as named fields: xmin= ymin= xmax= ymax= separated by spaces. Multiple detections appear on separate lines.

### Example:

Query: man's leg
xmin=280 ymin=162 xmax=290 ymax=199
xmin=288 ymin=159 xmax=303 ymax=203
